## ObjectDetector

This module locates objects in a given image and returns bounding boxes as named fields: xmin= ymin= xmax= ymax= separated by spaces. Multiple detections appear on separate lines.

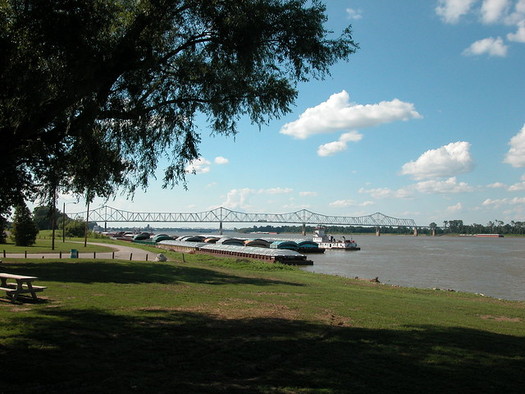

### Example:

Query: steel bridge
xmin=71 ymin=206 xmax=419 ymax=234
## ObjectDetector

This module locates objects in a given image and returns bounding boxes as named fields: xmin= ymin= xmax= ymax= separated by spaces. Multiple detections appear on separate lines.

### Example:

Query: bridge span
xmin=71 ymin=206 xmax=421 ymax=235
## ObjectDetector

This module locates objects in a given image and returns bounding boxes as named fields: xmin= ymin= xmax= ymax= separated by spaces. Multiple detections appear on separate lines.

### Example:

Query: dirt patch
xmin=480 ymin=315 xmax=522 ymax=322
xmin=318 ymin=309 xmax=353 ymax=327
xmin=137 ymin=300 xmax=300 ymax=321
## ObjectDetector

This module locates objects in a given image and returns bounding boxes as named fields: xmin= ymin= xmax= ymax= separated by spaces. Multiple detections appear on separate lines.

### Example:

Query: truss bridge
xmin=72 ymin=206 xmax=419 ymax=235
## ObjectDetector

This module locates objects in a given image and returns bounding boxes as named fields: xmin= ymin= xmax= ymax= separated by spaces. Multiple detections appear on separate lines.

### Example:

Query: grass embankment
xmin=1 ymin=243 xmax=524 ymax=393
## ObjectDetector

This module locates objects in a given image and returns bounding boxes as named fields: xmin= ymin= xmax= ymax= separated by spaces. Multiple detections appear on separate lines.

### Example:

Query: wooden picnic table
xmin=0 ymin=273 xmax=46 ymax=301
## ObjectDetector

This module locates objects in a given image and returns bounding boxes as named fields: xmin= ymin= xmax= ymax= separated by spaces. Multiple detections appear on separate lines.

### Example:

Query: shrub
xmin=10 ymin=203 xmax=39 ymax=246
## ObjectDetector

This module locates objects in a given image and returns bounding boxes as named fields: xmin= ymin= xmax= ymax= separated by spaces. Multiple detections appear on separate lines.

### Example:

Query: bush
xmin=65 ymin=219 xmax=87 ymax=238
xmin=10 ymin=203 xmax=38 ymax=246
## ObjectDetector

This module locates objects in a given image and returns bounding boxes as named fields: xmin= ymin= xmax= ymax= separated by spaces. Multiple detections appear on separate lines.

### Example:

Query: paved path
xmin=1 ymin=242 xmax=163 ymax=262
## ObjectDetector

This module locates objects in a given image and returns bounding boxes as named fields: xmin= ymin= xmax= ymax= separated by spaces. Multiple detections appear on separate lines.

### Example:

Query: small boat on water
xmin=312 ymin=227 xmax=360 ymax=250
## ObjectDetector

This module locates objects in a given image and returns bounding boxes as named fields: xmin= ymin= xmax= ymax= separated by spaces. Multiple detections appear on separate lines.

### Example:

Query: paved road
xmin=1 ymin=242 xmax=164 ymax=262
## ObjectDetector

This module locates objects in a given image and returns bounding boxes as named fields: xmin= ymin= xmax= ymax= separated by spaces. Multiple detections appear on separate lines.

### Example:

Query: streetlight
xmin=62 ymin=201 xmax=77 ymax=242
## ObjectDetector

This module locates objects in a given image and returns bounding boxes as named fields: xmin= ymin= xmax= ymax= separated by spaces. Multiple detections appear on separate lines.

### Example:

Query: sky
xmin=71 ymin=0 xmax=525 ymax=228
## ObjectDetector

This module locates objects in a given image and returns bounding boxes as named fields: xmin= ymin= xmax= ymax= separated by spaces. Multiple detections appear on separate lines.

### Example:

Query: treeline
xmin=0 ymin=205 xmax=99 ymax=246
xmin=237 ymin=220 xmax=525 ymax=236
xmin=236 ymin=225 xmax=432 ymax=235
xmin=444 ymin=220 xmax=525 ymax=235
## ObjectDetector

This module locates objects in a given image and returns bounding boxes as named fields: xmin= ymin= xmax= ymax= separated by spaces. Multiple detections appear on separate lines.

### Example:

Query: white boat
xmin=312 ymin=227 xmax=360 ymax=250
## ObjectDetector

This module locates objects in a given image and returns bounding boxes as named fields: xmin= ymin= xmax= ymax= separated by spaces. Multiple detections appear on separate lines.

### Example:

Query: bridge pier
xmin=219 ymin=221 xmax=223 ymax=235
xmin=375 ymin=227 xmax=381 ymax=236
xmin=431 ymin=228 xmax=436 ymax=236
xmin=302 ymin=223 xmax=306 ymax=236
xmin=413 ymin=227 xmax=419 ymax=236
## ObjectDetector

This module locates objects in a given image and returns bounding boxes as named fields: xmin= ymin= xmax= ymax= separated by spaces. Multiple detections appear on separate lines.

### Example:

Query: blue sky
xmin=78 ymin=0 xmax=525 ymax=228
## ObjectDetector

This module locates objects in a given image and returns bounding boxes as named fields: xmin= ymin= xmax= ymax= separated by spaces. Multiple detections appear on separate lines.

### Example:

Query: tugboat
xmin=312 ymin=227 xmax=360 ymax=251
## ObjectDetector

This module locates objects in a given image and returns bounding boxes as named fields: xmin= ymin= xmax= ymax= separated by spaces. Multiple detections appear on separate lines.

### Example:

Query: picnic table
xmin=0 ymin=273 xmax=46 ymax=301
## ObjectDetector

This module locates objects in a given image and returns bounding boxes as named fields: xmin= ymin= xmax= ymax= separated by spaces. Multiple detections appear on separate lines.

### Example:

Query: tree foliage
xmin=0 ymin=215 xmax=7 ymax=244
xmin=32 ymin=206 xmax=54 ymax=230
xmin=0 ymin=0 xmax=358 ymax=214
xmin=10 ymin=203 xmax=39 ymax=246
xmin=65 ymin=219 xmax=87 ymax=238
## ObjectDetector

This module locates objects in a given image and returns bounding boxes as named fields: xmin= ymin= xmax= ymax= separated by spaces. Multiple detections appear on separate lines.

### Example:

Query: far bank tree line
xmin=0 ymin=205 xmax=97 ymax=246
xmin=237 ymin=220 xmax=525 ymax=235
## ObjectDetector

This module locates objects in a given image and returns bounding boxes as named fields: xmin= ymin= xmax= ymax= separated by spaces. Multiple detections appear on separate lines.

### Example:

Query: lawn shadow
xmin=1 ymin=308 xmax=524 ymax=393
xmin=1 ymin=260 xmax=303 ymax=287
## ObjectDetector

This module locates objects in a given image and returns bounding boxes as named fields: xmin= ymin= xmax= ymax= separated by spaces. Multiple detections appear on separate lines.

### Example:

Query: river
xmin=166 ymin=230 xmax=525 ymax=301
xmin=299 ymin=235 xmax=525 ymax=302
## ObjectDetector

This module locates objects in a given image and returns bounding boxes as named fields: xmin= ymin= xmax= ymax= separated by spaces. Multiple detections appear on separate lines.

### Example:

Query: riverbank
xmin=0 ymin=247 xmax=524 ymax=393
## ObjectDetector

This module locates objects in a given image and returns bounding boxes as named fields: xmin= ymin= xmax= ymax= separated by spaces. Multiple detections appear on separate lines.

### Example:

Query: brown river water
xmin=299 ymin=235 xmax=525 ymax=301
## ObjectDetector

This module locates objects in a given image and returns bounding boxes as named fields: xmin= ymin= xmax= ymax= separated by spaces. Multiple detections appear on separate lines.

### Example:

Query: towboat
xmin=312 ymin=227 xmax=360 ymax=250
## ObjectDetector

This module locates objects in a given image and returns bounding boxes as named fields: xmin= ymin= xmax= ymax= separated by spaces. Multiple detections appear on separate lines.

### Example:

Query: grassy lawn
xmin=1 ymin=231 xmax=115 ymax=254
xmin=0 ymin=248 xmax=524 ymax=393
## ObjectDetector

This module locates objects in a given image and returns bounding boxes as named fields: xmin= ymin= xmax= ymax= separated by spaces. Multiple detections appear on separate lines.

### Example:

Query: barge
xmin=157 ymin=239 xmax=313 ymax=265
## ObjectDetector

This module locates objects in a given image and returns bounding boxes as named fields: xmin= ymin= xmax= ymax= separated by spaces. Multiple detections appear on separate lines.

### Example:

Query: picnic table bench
xmin=0 ymin=273 xmax=46 ymax=301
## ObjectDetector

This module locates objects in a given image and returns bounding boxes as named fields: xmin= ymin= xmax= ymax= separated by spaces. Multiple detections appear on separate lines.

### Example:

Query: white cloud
xmin=436 ymin=0 xmax=478 ymax=23
xmin=413 ymin=177 xmax=474 ymax=193
xmin=447 ymin=202 xmax=463 ymax=212
xmin=482 ymin=196 xmax=525 ymax=207
xmin=437 ymin=1 xmax=525 ymax=55
xmin=462 ymin=36 xmax=509 ymax=56
xmin=504 ymin=124 xmax=525 ymax=167
xmin=504 ymin=0 xmax=525 ymax=24
xmin=401 ymin=141 xmax=474 ymax=180
xmin=299 ymin=191 xmax=318 ymax=197
xmin=358 ymin=187 xmax=413 ymax=199
xmin=262 ymin=187 xmax=293 ymax=195
xmin=222 ymin=188 xmax=256 ymax=210
xmin=508 ymin=21 xmax=525 ymax=41
xmin=508 ymin=181 xmax=525 ymax=190
xmin=359 ymin=177 xmax=473 ymax=200
xmin=346 ymin=8 xmax=363 ymax=20
xmin=329 ymin=200 xmax=374 ymax=208
xmin=214 ymin=156 xmax=229 ymax=165
xmin=317 ymin=131 xmax=363 ymax=157
xmin=481 ymin=0 xmax=511 ymax=23
xmin=185 ymin=157 xmax=211 ymax=174
xmin=280 ymin=91 xmax=422 ymax=140
xmin=221 ymin=187 xmax=294 ymax=210
xmin=487 ymin=182 xmax=507 ymax=188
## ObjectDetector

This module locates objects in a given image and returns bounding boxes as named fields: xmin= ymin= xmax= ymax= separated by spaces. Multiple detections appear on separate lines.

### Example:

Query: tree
xmin=0 ymin=215 xmax=7 ymax=244
xmin=33 ymin=205 xmax=63 ymax=230
xmin=447 ymin=220 xmax=464 ymax=234
xmin=65 ymin=219 xmax=87 ymax=238
xmin=10 ymin=204 xmax=39 ymax=246
xmin=0 ymin=0 xmax=358 ymax=214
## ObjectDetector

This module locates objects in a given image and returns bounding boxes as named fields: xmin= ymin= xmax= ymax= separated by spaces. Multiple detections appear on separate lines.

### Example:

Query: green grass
xmin=0 ymin=249 xmax=524 ymax=393
xmin=1 ymin=230 xmax=115 ymax=254
xmin=0 ymin=239 xmax=114 ymax=254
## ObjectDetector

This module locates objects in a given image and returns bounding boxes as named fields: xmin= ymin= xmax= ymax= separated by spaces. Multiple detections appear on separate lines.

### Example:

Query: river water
xmin=299 ymin=235 xmax=525 ymax=302
xmin=167 ymin=230 xmax=525 ymax=301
